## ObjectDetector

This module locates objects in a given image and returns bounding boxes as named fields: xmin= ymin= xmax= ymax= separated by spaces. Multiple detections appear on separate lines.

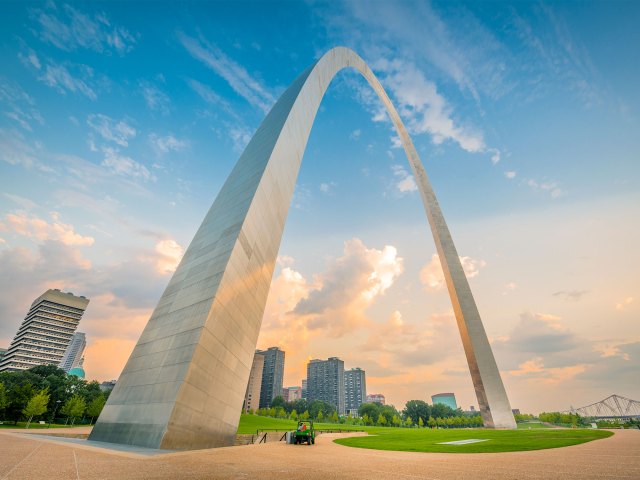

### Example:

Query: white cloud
xmin=149 ymin=134 xmax=189 ymax=154
xmin=0 ymin=80 xmax=44 ymax=132
xmin=3 ymin=193 xmax=38 ymax=211
xmin=391 ymin=164 xmax=417 ymax=193
xmin=17 ymin=48 xmax=41 ymax=70
xmin=0 ymin=211 xmax=94 ymax=247
xmin=373 ymin=58 xmax=485 ymax=153
xmin=140 ymin=81 xmax=170 ymax=115
xmin=154 ymin=239 xmax=184 ymax=274
xmin=349 ymin=129 xmax=361 ymax=140
xmin=31 ymin=4 xmax=136 ymax=54
xmin=615 ymin=296 xmax=634 ymax=312
xmin=420 ymin=253 xmax=486 ymax=291
xmin=293 ymin=238 xmax=404 ymax=336
xmin=228 ymin=125 xmax=252 ymax=152
xmin=505 ymin=171 xmax=517 ymax=179
xmin=526 ymin=178 xmax=566 ymax=198
xmin=178 ymin=32 xmax=275 ymax=113
xmin=39 ymin=63 xmax=97 ymax=100
xmin=319 ymin=181 xmax=337 ymax=194
xmin=101 ymin=147 xmax=153 ymax=181
xmin=87 ymin=114 xmax=136 ymax=147
xmin=489 ymin=148 xmax=501 ymax=164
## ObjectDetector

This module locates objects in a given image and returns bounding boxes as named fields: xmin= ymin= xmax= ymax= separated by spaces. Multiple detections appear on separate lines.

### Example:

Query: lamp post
xmin=49 ymin=400 xmax=62 ymax=428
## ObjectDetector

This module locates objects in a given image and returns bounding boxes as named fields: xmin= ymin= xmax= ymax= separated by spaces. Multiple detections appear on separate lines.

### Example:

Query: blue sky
xmin=0 ymin=1 xmax=638 ymax=413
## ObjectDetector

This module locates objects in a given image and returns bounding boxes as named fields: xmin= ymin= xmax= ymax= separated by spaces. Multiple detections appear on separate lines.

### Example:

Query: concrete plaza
xmin=1 ymin=428 xmax=639 ymax=479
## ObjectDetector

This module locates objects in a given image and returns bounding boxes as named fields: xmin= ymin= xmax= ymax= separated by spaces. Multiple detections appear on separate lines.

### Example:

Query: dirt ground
xmin=1 ymin=427 xmax=639 ymax=479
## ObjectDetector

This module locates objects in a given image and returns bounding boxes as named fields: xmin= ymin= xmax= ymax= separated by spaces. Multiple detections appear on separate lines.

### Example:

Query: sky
xmin=0 ymin=1 xmax=638 ymax=414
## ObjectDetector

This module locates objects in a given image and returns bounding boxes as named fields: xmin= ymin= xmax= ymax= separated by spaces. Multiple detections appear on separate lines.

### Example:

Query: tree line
xmin=0 ymin=365 xmax=109 ymax=427
xmin=250 ymin=396 xmax=484 ymax=428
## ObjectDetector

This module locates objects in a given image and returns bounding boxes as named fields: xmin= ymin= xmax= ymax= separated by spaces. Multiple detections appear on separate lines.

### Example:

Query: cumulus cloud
xmin=420 ymin=253 xmax=486 ymax=291
xmin=374 ymin=58 xmax=485 ymax=153
xmin=87 ymin=114 xmax=136 ymax=146
xmin=505 ymin=171 xmax=517 ymax=179
xmin=0 ymin=211 xmax=94 ymax=246
xmin=31 ymin=4 xmax=136 ymax=54
xmin=154 ymin=239 xmax=184 ymax=274
xmin=508 ymin=357 xmax=587 ymax=384
xmin=290 ymin=239 xmax=403 ymax=337
xmin=390 ymin=164 xmax=417 ymax=193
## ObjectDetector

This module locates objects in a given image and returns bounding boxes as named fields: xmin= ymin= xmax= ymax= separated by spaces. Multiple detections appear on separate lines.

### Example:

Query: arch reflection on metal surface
xmin=89 ymin=47 xmax=516 ymax=451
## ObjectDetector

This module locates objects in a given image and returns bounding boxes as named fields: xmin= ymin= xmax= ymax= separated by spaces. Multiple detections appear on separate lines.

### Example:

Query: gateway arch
xmin=90 ymin=47 xmax=516 ymax=451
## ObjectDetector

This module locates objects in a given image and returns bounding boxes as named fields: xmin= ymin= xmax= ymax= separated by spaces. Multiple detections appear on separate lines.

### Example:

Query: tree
xmin=316 ymin=410 xmax=324 ymax=421
xmin=270 ymin=396 xmax=286 ymax=410
xmin=300 ymin=410 xmax=310 ymax=421
xmin=359 ymin=402 xmax=381 ymax=421
xmin=392 ymin=414 xmax=401 ymax=427
xmin=418 ymin=416 xmax=424 ymax=428
xmin=362 ymin=413 xmax=373 ymax=426
xmin=23 ymin=389 xmax=50 ymax=428
xmin=403 ymin=400 xmax=430 ymax=427
xmin=86 ymin=395 xmax=106 ymax=425
xmin=405 ymin=416 xmax=413 ymax=427
xmin=331 ymin=411 xmax=339 ymax=423
xmin=290 ymin=409 xmax=298 ymax=421
xmin=61 ymin=394 xmax=86 ymax=426
xmin=377 ymin=413 xmax=387 ymax=426
xmin=0 ymin=382 xmax=8 ymax=418
xmin=428 ymin=416 xmax=436 ymax=429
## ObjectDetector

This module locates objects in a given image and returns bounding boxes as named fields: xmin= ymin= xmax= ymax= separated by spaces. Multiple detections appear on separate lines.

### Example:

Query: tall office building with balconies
xmin=344 ymin=367 xmax=366 ymax=415
xmin=307 ymin=357 xmax=345 ymax=415
xmin=257 ymin=347 xmax=285 ymax=408
xmin=0 ymin=289 xmax=89 ymax=372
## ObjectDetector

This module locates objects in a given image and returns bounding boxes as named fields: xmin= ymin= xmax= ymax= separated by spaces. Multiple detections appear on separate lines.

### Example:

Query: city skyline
xmin=0 ymin=1 xmax=638 ymax=414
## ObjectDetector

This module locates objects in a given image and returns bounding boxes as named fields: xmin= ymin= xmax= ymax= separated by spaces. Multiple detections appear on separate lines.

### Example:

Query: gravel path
xmin=0 ymin=428 xmax=638 ymax=479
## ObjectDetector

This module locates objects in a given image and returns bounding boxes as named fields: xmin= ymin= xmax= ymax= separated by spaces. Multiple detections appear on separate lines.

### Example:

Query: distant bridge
xmin=570 ymin=394 xmax=640 ymax=420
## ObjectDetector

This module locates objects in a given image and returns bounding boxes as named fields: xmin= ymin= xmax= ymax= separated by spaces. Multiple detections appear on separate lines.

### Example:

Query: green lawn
xmin=237 ymin=415 xmax=613 ymax=453
xmin=517 ymin=421 xmax=552 ymax=429
xmin=334 ymin=427 xmax=613 ymax=453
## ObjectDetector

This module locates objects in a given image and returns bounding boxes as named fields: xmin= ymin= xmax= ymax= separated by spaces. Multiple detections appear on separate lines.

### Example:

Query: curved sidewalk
xmin=0 ymin=429 xmax=638 ymax=479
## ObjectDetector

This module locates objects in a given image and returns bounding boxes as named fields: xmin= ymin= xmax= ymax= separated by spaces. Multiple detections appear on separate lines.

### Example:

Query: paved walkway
xmin=1 ymin=428 xmax=639 ymax=479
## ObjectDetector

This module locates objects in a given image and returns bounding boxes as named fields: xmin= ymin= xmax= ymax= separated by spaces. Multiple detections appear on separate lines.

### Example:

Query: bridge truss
xmin=571 ymin=394 xmax=640 ymax=420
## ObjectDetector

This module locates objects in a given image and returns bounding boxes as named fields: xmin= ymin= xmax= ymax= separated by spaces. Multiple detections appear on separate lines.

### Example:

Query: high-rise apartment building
xmin=0 ymin=289 xmax=89 ymax=372
xmin=366 ymin=393 xmax=386 ymax=405
xmin=301 ymin=379 xmax=307 ymax=399
xmin=243 ymin=351 xmax=265 ymax=412
xmin=307 ymin=357 xmax=345 ymax=415
xmin=344 ymin=367 xmax=366 ymax=415
xmin=0 ymin=347 xmax=7 ymax=364
xmin=59 ymin=332 xmax=86 ymax=372
xmin=257 ymin=346 xmax=285 ymax=409
xmin=282 ymin=386 xmax=302 ymax=402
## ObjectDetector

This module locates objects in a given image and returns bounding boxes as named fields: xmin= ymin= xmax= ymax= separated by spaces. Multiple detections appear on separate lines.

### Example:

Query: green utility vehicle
xmin=294 ymin=421 xmax=315 ymax=445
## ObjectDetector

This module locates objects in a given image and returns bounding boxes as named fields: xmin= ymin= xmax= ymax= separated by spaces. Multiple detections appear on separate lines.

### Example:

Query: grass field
xmin=238 ymin=415 xmax=613 ymax=453
xmin=334 ymin=427 xmax=613 ymax=453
